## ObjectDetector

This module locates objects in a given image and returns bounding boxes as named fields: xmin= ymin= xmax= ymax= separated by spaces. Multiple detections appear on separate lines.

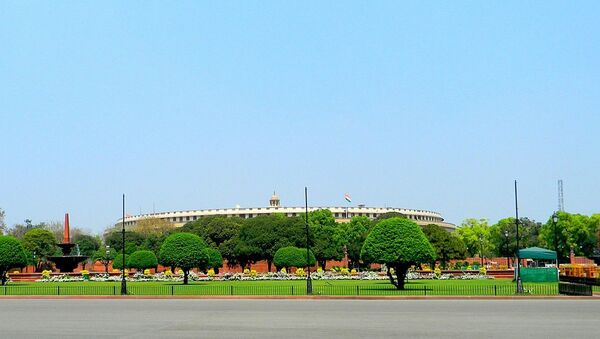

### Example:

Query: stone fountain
xmin=48 ymin=213 xmax=88 ymax=272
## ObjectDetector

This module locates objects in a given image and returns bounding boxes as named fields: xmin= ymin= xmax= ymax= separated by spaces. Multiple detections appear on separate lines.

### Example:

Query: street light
xmin=478 ymin=235 xmax=484 ymax=266
xmin=504 ymin=231 xmax=509 ymax=269
xmin=105 ymin=246 xmax=110 ymax=274
xmin=121 ymin=194 xmax=127 ymax=295
xmin=552 ymin=212 xmax=559 ymax=262
xmin=304 ymin=187 xmax=312 ymax=295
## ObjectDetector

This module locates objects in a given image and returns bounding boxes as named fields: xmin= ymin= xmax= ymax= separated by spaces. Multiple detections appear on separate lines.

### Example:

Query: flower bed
xmin=33 ymin=268 xmax=493 ymax=283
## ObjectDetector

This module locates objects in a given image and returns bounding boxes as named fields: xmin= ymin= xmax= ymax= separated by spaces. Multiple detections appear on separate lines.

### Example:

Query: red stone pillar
xmin=64 ymin=213 xmax=70 ymax=244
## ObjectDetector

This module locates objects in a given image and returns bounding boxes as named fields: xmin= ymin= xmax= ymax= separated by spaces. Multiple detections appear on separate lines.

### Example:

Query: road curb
xmin=0 ymin=295 xmax=598 ymax=300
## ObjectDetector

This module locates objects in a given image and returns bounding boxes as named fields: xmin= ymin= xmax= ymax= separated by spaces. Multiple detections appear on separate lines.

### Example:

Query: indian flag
xmin=344 ymin=193 xmax=352 ymax=203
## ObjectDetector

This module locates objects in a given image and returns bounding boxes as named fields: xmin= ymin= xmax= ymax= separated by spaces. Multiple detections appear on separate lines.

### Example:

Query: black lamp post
xmin=552 ymin=212 xmax=559 ymax=262
xmin=504 ymin=231 xmax=509 ymax=269
xmin=121 ymin=194 xmax=127 ymax=295
xmin=304 ymin=187 xmax=312 ymax=295
xmin=514 ymin=180 xmax=524 ymax=294
xmin=105 ymin=245 xmax=110 ymax=274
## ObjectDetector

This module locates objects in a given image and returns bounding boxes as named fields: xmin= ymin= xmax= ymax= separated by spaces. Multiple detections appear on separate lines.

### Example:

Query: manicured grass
xmin=1 ymin=279 xmax=560 ymax=296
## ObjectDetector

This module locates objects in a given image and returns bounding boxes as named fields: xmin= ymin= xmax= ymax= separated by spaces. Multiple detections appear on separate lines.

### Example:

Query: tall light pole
xmin=105 ymin=245 xmax=110 ymax=274
xmin=504 ymin=230 xmax=509 ymax=269
xmin=552 ymin=212 xmax=559 ymax=262
xmin=304 ymin=187 xmax=312 ymax=295
xmin=514 ymin=180 xmax=523 ymax=294
xmin=121 ymin=194 xmax=127 ymax=295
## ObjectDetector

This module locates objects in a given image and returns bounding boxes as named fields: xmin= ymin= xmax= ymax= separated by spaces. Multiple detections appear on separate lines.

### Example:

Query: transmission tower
xmin=558 ymin=179 xmax=564 ymax=212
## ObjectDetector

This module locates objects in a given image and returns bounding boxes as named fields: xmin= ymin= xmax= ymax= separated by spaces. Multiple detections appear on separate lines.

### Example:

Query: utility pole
xmin=121 ymin=194 xmax=127 ymax=295
xmin=514 ymin=181 xmax=523 ymax=294
xmin=304 ymin=187 xmax=312 ymax=295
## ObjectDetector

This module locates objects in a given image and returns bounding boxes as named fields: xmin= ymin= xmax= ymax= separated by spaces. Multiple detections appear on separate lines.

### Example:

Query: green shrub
xmin=0 ymin=236 xmax=28 ymax=285
xmin=273 ymin=246 xmax=316 ymax=269
xmin=203 ymin=247 xmax=223 ymax=273
xmin=112 ymin=254 xmax=128 ymax=270
xmin=159 ymin=233 xmax=208 ymax=284
xmin=127 ymin=250 xmax=158 ymax=271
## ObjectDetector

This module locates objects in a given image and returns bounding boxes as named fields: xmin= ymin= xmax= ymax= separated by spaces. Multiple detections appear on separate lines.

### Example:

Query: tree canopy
xmin=127 ymin=250 xmax=158 ymax=271
xmin=21 ymin=228 xmax=57 ymax=269
xmin=273 ymin=246 xmax=316 ymax=270
xmin=0 ymin=236 xmax=28 ymax=285
xmin=422 ymin=224 xmax=467 ymax=268
xmin=540 ymin=211 xmax=599 ymax=261
xmin=337 ymin=216 xmax=372 ymax=269
xmin=307 ymin=209 xmax=343 ymax=269
xmin=159 ymin=233 xmax=209 ymax=284
xmin=361 ymin=218 xmax=435 ymax=289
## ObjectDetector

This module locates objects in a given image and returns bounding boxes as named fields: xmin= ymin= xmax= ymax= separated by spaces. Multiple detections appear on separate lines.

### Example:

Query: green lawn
xmin=1 ymin=279 xmax=560 ymax=296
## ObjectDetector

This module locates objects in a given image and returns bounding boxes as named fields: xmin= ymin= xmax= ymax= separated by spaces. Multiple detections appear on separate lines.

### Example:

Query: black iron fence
xmin=560 ymin=275 xmax=600 ymax=286
xmin=558 ymin=282 xmax=592 ymax=296
xmin=0 ymin=283 xmax=561 ymax=296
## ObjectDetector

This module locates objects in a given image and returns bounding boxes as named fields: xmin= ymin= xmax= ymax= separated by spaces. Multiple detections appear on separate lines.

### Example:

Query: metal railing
xmin=560 ymin=275 xmax=600 ymax=286
xmin=558 ymin=282 xmax=592 ymax=296
xmin=0 ymin=283 xmax=561 ymax=296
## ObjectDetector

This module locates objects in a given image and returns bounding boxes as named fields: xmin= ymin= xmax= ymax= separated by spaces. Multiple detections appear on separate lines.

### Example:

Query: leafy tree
xmin=104 ymin=231 xmax=145 ymax=254
xmin=127 ymin=250 xmax=158 ymax=271
xmin=203 ymin=247 xmax=223 ymax=273
xmin=8 ymin=219 xmax=38 ymax=239
xmin=21 ymin=228 xmax=57 ymax=271
xmin=456 ymin=218 xmax=494 ymax=261
xmin=139 ymin=233 xmax=168 ymax=256
xmin=489 ymin=217 xmax=541 ymax=264
xmin=422 ymin=224 xmax=467 ymax=268
xmin=112 ymin=253 xmax=128 ymax=270
xmin=93 ymin=248 xmax=117 ymax=273
xmin=159 ymin=233 xmax=209 ymax=284
xmin=180 ymin=216 xmax=243 ymax=247
xmin=540 ymin=212 xmax=599 ymax=261
xmin=237 ymin=214 xmax=303 ymax=272
xmin=179 ymin=216 xmax=243 ymax=266
xmin=0 ymin=236 xmax=28 ymax=285
xmin=273 ymin=246 xmax=316 ymax=270
xmin=307 ymin=209 xmax=343 ymax=270
xmin=0 ymin=208 xmax=6 ymax=235
xmin=337 ymin=216 xmax=372 ymax=269
xmin=373 ymin=212 xmax=406 ymax=222
xmin=133 ymin=217 xmax=174 ymax=236
xmin=361 ymin=218 xmax=435 ymax=290
xmin=73 ymin=234 xmax=101 ymax=257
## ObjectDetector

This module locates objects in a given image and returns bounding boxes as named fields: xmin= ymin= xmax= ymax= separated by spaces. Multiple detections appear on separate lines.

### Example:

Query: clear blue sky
xmin=1 ymin=2 xmax=599 ymax=234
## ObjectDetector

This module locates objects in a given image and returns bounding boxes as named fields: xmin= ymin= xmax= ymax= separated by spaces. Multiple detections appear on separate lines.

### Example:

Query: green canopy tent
xmin=518 ymin=247 xmax=557 ymax=261
xmin=517 ymin=247 xmax=558 ymax=282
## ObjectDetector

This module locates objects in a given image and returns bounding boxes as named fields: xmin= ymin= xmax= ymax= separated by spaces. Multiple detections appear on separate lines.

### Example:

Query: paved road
xmin=0 ymin=299 xmax=598 ymax=338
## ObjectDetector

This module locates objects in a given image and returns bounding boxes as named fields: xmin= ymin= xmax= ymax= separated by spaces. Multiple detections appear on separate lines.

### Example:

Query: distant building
xmin=116 ymin=193 xmax=455 ymax=231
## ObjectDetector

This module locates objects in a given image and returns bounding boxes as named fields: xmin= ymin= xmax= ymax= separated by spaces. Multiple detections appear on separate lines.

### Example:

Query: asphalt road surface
xmin=0 ymin=299 xmax=598 ymax=338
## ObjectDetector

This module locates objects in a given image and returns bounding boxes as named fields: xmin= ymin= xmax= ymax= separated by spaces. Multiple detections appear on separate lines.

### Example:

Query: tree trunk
xmin=267 ymin=260 xmax=272 ymax=273
xmin=104 ymin=263 xmax=109 ymax=274
xmin=1 ymin=272 xmax=6 ymax=286
xmin=183 ymin=269 xmax=189 ymax=285
xmin=394 ymin=264 xmax=410 ymax=290
xmin=319 ymin=260 xmax=326 ymax=271
xmin=214 ymin=267 xmax=219 ymax=274
xmin=387 ymin=267 xmax=397 ymax=288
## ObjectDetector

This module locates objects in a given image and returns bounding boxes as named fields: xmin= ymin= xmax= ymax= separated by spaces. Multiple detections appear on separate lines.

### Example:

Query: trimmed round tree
xmin=112 ymin=254 xmax=128 ymax=270
xmin=159 ymin=233 xmax=209 ymax=284
xmin=127 ymin=250 xmax=158 ymax=272
xmin=0 ymin=236 xmax=28 ymax=285
xmin=203 ymin=247 xmax=223 ymax=274
xmin=273 ymin=246 xmax=316 ymax=270
xmin=361 ymin=218 xmax=436 ymax=290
